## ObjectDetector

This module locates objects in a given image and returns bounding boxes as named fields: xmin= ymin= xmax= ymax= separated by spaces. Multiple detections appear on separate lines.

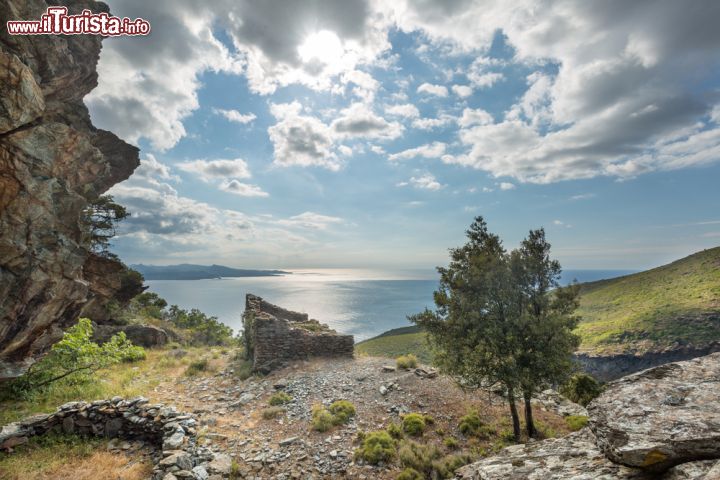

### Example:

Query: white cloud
xmin=398 ymin=173 xmax=444 ymax=191
xmin=177 ymin=158 xmax=252 ymax=181
xmin=499 ymin=182 xmax=516 ymax=191
xmin=553 ymin=219 xmax=572 ymax=228
xmin=417 ymin=83 xmax=448 ymax=97
xmin=331 ymin=103 xmax=404 ymax=140
xmin=468 ymin=72 xmax=504 ymax=89
xmin=277 ymin=212 xmax=344 ymax=230
xmin=571 ymin=193 xmax=596 ymax=201
xmin=220 ymin=180 xmax=269 ymax=197
xmin=384 ymin=103 xmax=420 ymax=119
xmin=412 ymin=114 xmax=455 ymax=130
xmin=213 ymin=108 xmax=257 ymax=124
xmin=388 ymin=142 xmax=446 ymax=161
xmin=458 ymin=107 xmax=494 ymax=128
xmin=451 ymin=84 xmax=473 ymax=98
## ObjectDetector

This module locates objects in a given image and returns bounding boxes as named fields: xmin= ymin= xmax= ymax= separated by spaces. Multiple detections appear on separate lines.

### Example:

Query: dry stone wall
xmin=245 ymin=294 xmax=353 ymax=373
xmin=0 ymin=396 xmax=233 ymax=479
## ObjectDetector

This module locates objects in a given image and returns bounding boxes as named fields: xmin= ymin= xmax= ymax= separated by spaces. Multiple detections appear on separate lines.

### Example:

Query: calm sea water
xmin=145 ymin=269 xmax=635 ymax=341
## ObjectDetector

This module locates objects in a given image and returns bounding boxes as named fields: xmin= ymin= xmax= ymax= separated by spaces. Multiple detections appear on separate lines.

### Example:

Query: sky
xmin=86 ymin=0 xmax=720 ymax=271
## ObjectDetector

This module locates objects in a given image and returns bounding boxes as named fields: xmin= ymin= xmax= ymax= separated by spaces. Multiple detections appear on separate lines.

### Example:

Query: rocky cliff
xmin=0 ymin=0 xmax=139 ymax=379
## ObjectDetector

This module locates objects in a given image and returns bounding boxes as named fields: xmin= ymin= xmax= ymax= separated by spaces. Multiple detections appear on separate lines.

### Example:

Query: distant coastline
xmin=132 ymin=263 xmax=289 ymax=280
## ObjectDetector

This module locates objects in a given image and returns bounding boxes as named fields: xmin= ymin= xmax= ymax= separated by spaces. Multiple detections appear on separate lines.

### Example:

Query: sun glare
xmin=298 ymin=30 xmax=344 ymax=65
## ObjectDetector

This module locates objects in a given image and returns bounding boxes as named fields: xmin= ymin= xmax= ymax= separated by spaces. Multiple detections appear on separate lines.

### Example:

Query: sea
xmin=145 ymin=268 xmax=636 ymax=342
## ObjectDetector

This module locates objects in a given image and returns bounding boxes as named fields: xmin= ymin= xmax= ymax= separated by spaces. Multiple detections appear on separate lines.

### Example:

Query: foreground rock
xmin=0 ymin=0 xmax=140 ymax=379
xmin=93 ymin=323 xmax=169 ymax=348
xmin=589 ymin=353 xmax=720 ymax=472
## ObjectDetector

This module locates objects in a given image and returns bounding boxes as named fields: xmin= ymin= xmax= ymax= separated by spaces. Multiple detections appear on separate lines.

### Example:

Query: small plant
xmin=185 ymin=358 xmax=209 ymax=376
xmin=328 ymin=400 xmax=356 ymax=424
xmin=261 ymin=407 xmax=285 ymax=419
xmin=402 ymin=413 xmax=427 ymax=436
xmin=387 ymin=421 xmax=404 ymax=439
xmin=433 ymin=454 xmax=473 ymax=478
xmin=534 ymin=420 xmax=559 ymax=439
xmin=233 ymin=359 xmax=253 ymax=381
xmin=268 ymin=391 xmax=292 ymax=406
xmin=423 ymin=414 xmax=435 ymax=425
xmin=560 ymin=373 xmax=603 ymax=406
xmin=354 ymin=430 xmax=396 ymax=464
xmin=230 ymin=459 xmax=242 ymax=479
xmin=398 ymin=440 xmax=441 ymax=476
xmin=311 ymin=405 xmax=335 ymax=432
xmin=396 ymin=354 xmax=418 ymax=370
xmin=565 ymin=414 xmax=589 ymax=431
xmin=397 ymin=468 xmax=424 ymax=480
xmin=458 ymin=411 xmax=491 ymax=437
xmin=443 ymin=437 xmax=459 ymax=450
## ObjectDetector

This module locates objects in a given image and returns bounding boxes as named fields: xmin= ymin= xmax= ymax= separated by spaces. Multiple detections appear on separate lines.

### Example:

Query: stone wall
xmin=0 ymin=397 xmax=233 ymax=479
xmin=245 ymin=294 xmax=353 ymax=373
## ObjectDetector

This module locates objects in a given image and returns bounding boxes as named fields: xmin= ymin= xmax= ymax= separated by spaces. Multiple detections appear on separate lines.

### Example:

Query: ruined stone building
xmin=243 ymin=294 xmax=354 ymax=372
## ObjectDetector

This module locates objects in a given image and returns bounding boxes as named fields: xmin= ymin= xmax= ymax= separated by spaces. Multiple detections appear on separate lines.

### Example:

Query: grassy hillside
xmin=357 ymin=247 xmax=720 ymax=359
xmin=575 ymin=247 xmax=720 ymax=354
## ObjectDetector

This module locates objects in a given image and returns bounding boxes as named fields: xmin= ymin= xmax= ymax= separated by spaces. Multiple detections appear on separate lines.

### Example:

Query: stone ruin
xmin=0 ymin=396 xmax=233 ymax=479
xmin=243 ymin=294 xmax=354 ymax=373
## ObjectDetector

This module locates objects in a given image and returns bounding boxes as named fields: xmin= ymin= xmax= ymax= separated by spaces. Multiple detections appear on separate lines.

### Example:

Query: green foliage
xmin=328 ymin=400 xmax=356 ymax=423
xmin=82 ymin=194 xmax=128 ymax=258
xmin=356 ymin=330 xmax=432 ymax=364
xmin=458 ymin=411 xmax=484 ymax=437
xmin=396 ymin=354 xmax=418 ymax=370
xmin=387 ymin=422 xmax=404 ymax=439
xmin=233 ymin=359 xmax=254 ymax=381
xmin=261 ymin=407 xmax=285 ymax=419
xmin=410 ymin=217 xmax=581 ymax=440
xmin=575 ymin=247 xmax=720 ymax=353
xmin=565 ymin=415 xmax=589 ymax=431
xmin=166 ymin=305 xmax=234 ymax=346
xmin=8 ymin=318 xmax=145 ymax=396
xmin=397 ymin=468 xmax=424 ymax=480
xmin=185 ymin=358 xmax=209 ymax=376
xmin=398 ymin=440 xmax=467 ymax=478
xmin=311 ymin=405 xmax=335 ymax=432
xmin=560 ymin=373 xmax=603 ymax=406
xmin=443 ymin=437 xmax=459 ymax=449
xmin=268 ymin=391 xmax=293 ymax=406
xmin=354 ymin=431 xmax=396 ymax=464
xmin=402 ymin=413 xmax=427 ymax=436
xmin=433 ymin=454 xmax=473 ymax=478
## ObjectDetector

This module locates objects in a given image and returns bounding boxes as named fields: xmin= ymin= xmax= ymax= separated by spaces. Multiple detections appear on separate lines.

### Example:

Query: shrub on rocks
xmin=402 ymin=413 xmax=427 ymax=436
xmin=354 ymin=430 xmax=396 ymax=464
xmin=328 ymin=400 xmax=356 ymax=424
xmin=261 ymin=407 xmax=285 ymax=420
xmin=311 ymin=405 xmax=335 ymax=432
xmin=268 ymin=392 xmax=292 ymax=406
xmin=565 ymin=414 xmax=588 ymax=431
xmin=458 ymin=411 xmax=494 ymax=438
xmin=560 ymin=373 xmax=603 ymax=406
xmin=396 ymin=354 xmax=418 ymax=370
xmin=387 ymin=422 xmax=404 ymax=439
xmin=185 ymin=358 xmax=209 ymax=376
xmin=443 ymin=436 xmax=459 ymax=450
xmin=397 ymin=467 xmax=424 ymax=480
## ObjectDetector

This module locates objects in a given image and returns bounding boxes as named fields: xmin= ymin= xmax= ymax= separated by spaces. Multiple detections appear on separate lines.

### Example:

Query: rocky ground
xmin=145 ymin=354 xmax=571 ymax=479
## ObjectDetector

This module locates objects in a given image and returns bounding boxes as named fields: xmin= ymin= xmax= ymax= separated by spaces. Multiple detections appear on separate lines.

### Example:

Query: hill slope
xmin=575 ymin=247 xmax=720 ymax=354
xmin=357 ymin=247 xmax=720 ymax=358
xmin=132 ymin=264 xmax=288 ymax=280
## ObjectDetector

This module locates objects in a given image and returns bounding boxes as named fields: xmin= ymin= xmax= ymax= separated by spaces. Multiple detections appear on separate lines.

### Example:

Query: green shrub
xmin=565 ymin=415 xmax=589 ymax=431
xmin=423 ymin=414 xmax=435 ymax=425
xmin=328 ymin=400 xmax=356 ymax=424
xmin=397 ymin=468 xmax=424 ymax=480
xmin=432 ymin=454 xmax=473 ymax=478
xmin=398 ymin=440 xmax=441 ymax=476
xmin=354 ymin=431 xmax=396 ymax=464
xmin=268 ymin=391 xmax=292 ymax=406
xmin=311 ymin=405 xmax=335 ymax=432
xmin=261 ymin=407 xmax=285 ymax=419
xmin=560 ymin=373 xmax=603 ymax=406
xmin=185 ymin=358 xmax=209 ymax=376
xmin=233 ymin=359 xmax=253 ymax=381
xmin=387 ymin=422 xmax=404 ymax=439
xmin=458 ymin=411 xmax=491 ymax=437
xmin=402 ymin=413 xmax=427 ymax=436
xmin=396 ymin=354 xmax=418 ymax=370
xmin=443 ymin=437 xmax=459 ymax=450
xmin=535 ymin=420 xmax=559 ymax=439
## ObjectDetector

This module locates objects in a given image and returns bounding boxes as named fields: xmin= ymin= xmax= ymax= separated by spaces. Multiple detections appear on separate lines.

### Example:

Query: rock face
xmin=79 ymin=253 xmax=146 ymax=324
xmin=93 ymin=323 xmax=169 ymax=348
xmin=0 ymin=0 xmax=140 ymax=379
xmin=244 ymin=294 xmax=354 ymax=373
xmin=457 ymin=353 xmax=720 ymax=479
xmin=589 ymin=353 xmax=720 ymax=472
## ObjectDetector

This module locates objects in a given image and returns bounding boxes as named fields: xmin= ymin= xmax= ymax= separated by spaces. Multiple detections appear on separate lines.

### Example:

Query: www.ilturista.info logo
xmin=6 ymin=6 xmax=151 ymax=36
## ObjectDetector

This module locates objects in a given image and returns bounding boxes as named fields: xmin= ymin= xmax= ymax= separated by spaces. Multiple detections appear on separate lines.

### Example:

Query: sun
xmin=298 ymin=30 xmax=344 ymax=65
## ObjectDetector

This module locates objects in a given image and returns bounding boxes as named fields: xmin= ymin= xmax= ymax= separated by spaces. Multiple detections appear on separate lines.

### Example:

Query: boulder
xmin=93 ymin=324 xmax=168 ymax=348
xmin=588 ymin=353 xmax=720 ymax=472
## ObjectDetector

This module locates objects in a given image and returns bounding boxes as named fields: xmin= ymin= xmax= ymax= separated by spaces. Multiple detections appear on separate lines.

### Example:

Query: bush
xmin=185 ymin=358 xmax=209 ymax=376
xmin=397 ymin=468 xmax=424 ymax=480
xmin=560 ymin=373 xmax=603 ymax=406
xmin=402 ymin=413 xmax=427 ymax=436
xmin=432 ymin=454 xmax=473 ymax=478
xmin=8 ymin=318 xmax=146 ymax=396
xmin=396 ymin=354 xmax=418 ymax=370
xmin=387 ymin=422 xmax=404 ymax=440
xmin=261 ymin=407 xmax=285 ymax=419
xmin=458 ymin=411 xmax=492 ymax=437
xmin=311 ymin=405 xmax=335 ymax=432
xmin=328 ymin=400 xmax=356 ymax=424
xmin=443 ymin=437 xmax=459 ymax=450
xmin=354 ymin=431 xmax=396 ymax=464
xmin=233 ymin=359 xmax=253 ymax=381
xmin=398 ymin=440 xmax=441 ymax=476
xmin=268 ymin=392 xmax=292 ymax=406
xmin=565 ymin=415 xmax=589 ymax=431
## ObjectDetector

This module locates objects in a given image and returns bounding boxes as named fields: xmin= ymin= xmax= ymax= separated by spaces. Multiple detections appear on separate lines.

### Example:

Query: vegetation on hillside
xmin=575 ymin=247 xmax=720 ymax=353
xmin=410 ymin=217 xmax=580 ymax=440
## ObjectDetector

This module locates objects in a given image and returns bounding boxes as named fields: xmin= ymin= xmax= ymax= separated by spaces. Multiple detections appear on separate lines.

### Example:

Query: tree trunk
xmin=524 ymin=390 xmax=536 ymax=438
xmin=507 ymin=386 xmax=521 ymax=441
